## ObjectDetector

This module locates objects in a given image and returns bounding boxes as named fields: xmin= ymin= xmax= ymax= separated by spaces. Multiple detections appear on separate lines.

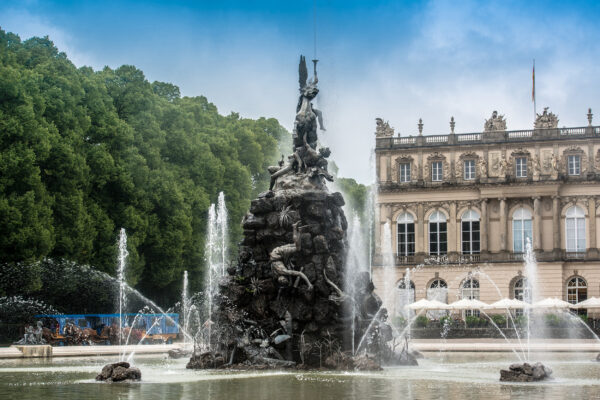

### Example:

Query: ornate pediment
xmin=427 ymin=152 xmax=446 ymax=161
xmin=563 ymin=146 xmax=584 ymax=154
xmin=395 ymin=154 xmax=414 ymax=163
xmin=534 ymin=107 xmax=558 ymax=129
xmin=510 ymin=148 xmax=531 ymax=157
xmin=459 ymin=151 xmax=478 ymax=160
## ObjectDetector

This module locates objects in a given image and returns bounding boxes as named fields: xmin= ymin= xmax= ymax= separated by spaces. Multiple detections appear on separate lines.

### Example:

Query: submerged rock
xmin=95 ymin=362 xmax=141 ymax=382
xmin=499 ymin=362 xmax=552 ymax=382
xmin=168 ymin=348 xmax=192 ymax=359
xmin=323 ymin=352 xmax=382 ymax=371
xmin=186 ymin=352 xmax=226 ymax=369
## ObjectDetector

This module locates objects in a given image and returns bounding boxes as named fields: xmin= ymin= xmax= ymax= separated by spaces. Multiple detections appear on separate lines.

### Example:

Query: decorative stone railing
xmin=376 ymin=126 xmax=600 ymax=149
xmin=373 ymin=249 xmax=598 ymax=266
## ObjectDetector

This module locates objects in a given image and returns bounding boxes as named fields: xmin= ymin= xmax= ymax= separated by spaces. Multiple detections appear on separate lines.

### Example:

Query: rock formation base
xmin=499 ymin=362 xmax=552 ymax=382
xmin=95 ymin=362 xmax=141 ymax=382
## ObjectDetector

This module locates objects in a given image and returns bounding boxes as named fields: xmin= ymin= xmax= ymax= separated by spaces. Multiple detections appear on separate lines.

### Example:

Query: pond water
xmin=1 ymin=352 xmax=600 ymax=400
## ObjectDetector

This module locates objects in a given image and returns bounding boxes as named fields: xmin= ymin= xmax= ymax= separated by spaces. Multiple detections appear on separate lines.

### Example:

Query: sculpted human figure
xmin=551 ymin=153 xmax=559 ymax=172
xmin=33 ymin=321 xmax=45 ymax=344
xmin=268 ymin=154 xmax=296 ymax=190
xmin=484 ymin=110 xmax=507 ymax=132
xmin=499 ymin=155 xmax=508 ymax=176
xmin=532 ymin=155 xmax=541 ymax=179
xmin=269 ymin=222 xmax=313 ymax=290
xmin=478 ymin=158 xmax=487 ymax=178
xmin=293 ymin=56 xmax=324 ymax=150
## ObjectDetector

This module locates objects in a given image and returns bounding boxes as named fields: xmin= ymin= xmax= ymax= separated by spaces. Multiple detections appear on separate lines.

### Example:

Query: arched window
xmin=427 ymin=279 xmax=448 ymax=318
xmin=461 ymin=278 xmax=480 ymax=317
xmin=429 ymin=211 xmax=447 ymax=256
xmin=461 ymin=210 xmax=480 ymax=254
xmin=566 ymin=277 xmax=587 ymax=304
xmin=512 ymin=208 xmax=532 ymax=253
xmin=566 ymin=206 xmax=586 ymax=253
xmin=398 ymin=280 xmax=416 ymax=290
xmin=513 ymin=277 xmax=530 ymax=302
xmin=397 ymin=213 xmax=415 ymax=256
xmin=429 ymin=279 xmax=448 ymax=290
xmin=461 ymin=279 xmax=480 ymax=300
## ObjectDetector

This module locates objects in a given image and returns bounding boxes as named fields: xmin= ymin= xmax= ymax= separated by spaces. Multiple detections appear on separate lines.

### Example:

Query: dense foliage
xmin=0 ymin=30 xmax=290 ymax=305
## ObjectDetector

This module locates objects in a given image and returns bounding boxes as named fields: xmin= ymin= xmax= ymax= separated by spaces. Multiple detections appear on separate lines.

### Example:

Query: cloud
xmin=2 ymin=1 xmax=599 ymax=185
xmin=2 ymin=7 xmax=101 ymax=68
xmin=319 ymin=0 xmax=600 ymax=183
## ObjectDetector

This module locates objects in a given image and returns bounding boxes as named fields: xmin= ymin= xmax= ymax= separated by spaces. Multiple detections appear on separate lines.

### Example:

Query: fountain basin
xmin=12 ymin=345 xmax=52 ymax=358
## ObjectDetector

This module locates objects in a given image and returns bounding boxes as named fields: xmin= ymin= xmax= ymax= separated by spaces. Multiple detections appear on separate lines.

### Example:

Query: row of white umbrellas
xmin=405 ymin=296 xmax=600 ymax=311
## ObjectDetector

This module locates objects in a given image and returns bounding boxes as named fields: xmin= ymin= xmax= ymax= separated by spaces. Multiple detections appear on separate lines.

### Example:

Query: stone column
xmin=449 ymin=202 xmax=457 ymax=254
xmin=589 ymin=197 xmax=597 ymax=255
xmin=552 ymin=196 xmax=561 ymax=252
xmin=499 ymin=198 xmax=507 ymax=252
xmin=386 ymin=155 xmax=392 ymax=182
xmin=533 ymin=197 xmax=542 ymax=251
xmin=374 ymin=204 xmax=382 ymax=253
xmin=480 ymin=198 xmax=488 ymax=253
xmin=376 ymin=155 xmax=381 ymax=183
xmin=416 ymin=203 xmax=425 ymax=255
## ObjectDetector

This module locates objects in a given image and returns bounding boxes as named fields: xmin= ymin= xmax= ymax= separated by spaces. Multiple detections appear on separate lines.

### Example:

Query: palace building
xmin=372 ymin=108 xmax=600 ymax=315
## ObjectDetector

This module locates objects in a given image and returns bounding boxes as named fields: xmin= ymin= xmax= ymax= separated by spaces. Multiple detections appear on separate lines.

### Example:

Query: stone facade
xmin=373 ymin=110 xmax=600 ymax=314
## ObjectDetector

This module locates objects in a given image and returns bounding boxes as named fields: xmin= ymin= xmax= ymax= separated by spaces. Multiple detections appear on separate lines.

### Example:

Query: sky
xmin=2 ymin=0 xmax=600 ymax=183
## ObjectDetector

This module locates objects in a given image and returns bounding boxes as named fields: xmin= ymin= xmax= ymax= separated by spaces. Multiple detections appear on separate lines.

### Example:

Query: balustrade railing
xmin=373 ymin=249 xmax=596 ymax=266
xmin=375 ymin=126 xmax=599 ymax=149
xmin=425 ymin=135 xmax=448 ymax=143
xmin=457 ymin=133 xmax=480 ymax=142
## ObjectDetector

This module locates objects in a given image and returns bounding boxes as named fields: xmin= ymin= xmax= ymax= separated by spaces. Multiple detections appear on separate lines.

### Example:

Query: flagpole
xmin=533 ymin=59 xmax=536 ymax=122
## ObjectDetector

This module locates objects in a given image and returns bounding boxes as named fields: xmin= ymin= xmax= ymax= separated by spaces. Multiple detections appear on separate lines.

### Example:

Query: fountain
xmin=182 ymin=270 xmax=189 ymax=346
xmin=202 ymin=192 xmax=229 ymax=351
xmin=117 ymin=227 xmax=128 ymax=358
xmin=499 ymin=240 xmax=552 ymax=381
xmin=186 ymin=56 xmax=391 ymax=370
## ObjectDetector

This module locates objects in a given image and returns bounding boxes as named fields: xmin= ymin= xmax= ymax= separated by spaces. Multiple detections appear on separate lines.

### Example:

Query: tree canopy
xmin=0 ymin=30 xmax=289 ymax=306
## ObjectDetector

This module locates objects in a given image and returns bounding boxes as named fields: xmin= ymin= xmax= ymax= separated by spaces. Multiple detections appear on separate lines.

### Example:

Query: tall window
xmin=568 ymin=155 xmax=581 ymax=176
xmin=513 ymin=278 xmax=530 ymax=302
xmin=512 ymin=208 xmax=533 ymax=253
xmin=397 ymin=280 xmax=416 ymax=318
xmin=397 ymin=213 xmax=415 ymax=256
xmin=461 ymin=210 xmax=480 ymax=254
xmin=427 ymin=279 xmax=448 ymax=318
xmin=399 ymin=163 xmax=411 ymax=182
xmin=515 ymin=157 xmax=527 ymax=178
xmin=566 ymin=277 xmax=587 ymax=304
xmin=566 ymin=206 xmax=586 ymax=252
xmin=513 ymin=277 xmax=530 ymax=316
xmin=429 ymin=211 xmax=447 ymax=255
xmin=461 ymin=279 xmax=480 ymax=317
xmin=464 ymin=160 xmax=476 ymax=180
xmin=431 ymin=161 xmax=443 ymax=182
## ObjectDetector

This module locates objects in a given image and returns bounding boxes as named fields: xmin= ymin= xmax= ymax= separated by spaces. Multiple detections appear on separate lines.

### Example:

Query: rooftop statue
xmin=375 ymin=118 xmax=395 ymax=137
xmin=484 ymin=110 xmax=507 ymax=132
xmin=535 ymin=107 xmax=559 ymax=129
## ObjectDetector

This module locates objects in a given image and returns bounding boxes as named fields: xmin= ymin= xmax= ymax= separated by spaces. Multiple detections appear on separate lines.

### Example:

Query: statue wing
xmin=299 ymin=55 xmax=308 ymax=89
